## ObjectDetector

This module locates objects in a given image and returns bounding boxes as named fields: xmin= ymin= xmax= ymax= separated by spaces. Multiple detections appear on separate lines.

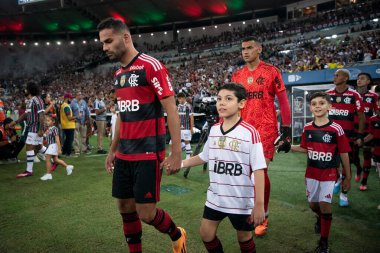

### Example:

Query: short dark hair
xmin=375 ymin=85 xmax=380 ymax=93
xmin=26 ymin=82 xmax=40 ymax=96
xmin=177 ymin=92 xmax=186 ymax=98
xmin=218 ymin=83 xmax=247 ymax=102
xmin=358 ymin=72 xmax=373 ymax=85
xmin=309 ymin=92 xmax=331 ymax=104
xmin=97 ymin=17 xmax=130 ymax=33
xmin=242 ymin=37 xmax=261 ymax=45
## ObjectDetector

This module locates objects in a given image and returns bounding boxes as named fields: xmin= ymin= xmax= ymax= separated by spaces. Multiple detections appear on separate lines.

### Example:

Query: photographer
xmin=0 ymin=118 xmax=25 ymax=162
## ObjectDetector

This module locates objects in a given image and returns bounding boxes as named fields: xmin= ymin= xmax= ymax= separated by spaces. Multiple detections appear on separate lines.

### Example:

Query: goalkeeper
xmin=231 ymin=36 xmax=291 ymax=236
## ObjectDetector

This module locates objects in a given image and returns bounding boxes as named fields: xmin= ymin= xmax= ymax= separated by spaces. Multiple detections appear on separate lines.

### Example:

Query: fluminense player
xmin=100 ymin=18 xmax=186 ymax=253
xmin=231 ymin=37 xmax=291 ymax=236
xmin=353 ymin=73 xmax=378 ymax=191
xmin=182 ymin=83 xmax=266 ymax=253
xmin=292 ymin=92 xmax=351 ymax=253
xmin=326 ymin=69 xmax=364 ymax=207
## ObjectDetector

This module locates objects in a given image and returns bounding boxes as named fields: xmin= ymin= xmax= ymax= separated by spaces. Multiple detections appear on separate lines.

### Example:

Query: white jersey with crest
xmin=199 ymin=119 xmax=266 ymax=215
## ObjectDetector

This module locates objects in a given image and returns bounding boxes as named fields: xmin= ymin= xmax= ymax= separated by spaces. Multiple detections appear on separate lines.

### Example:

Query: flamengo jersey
xmin=26 ymin=96 xmax=44 ymax=133
xmin=46 ymin=126 xmax=58 ymax=145
xmin=178 ymin=102 xmax=192 ymax=130
xmin=368 ymin=115 xmax=380 ymax=156
xmin=326 ymin=88 xmax=364 ymax=140
xmin=354 ymin=90 xmax=379 ymax=132
xmin=231 ymin=61 xmax=285 ymax=134
xmin=301 ymin=121 xmax=351 ymax=181
xmin=198 ymin=119 xmax=266 ymax=215
xmin=113 ymin=53 xmax=174 ymax=161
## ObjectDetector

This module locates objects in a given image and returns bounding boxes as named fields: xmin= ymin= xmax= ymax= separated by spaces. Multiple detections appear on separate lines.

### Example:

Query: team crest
xmin=322 ymin=133 xmax=332 ymax=143
xmin=114 ymin=79 xmax=118 ymax=86
xmin=247 ymin=77 xmax=253 ymax=84
xmin=343 ymin=97 xmax=351 ymax=104
xmin=229 ymin=139 xmax=241 ymax=151
xmin=336 ymin=96 xmax=341 ymax=103
xmin=218 ymin=136 xmax=227 ymax=149
xmin=120 ymin=75 xmax=126 ymax=87
xmin=366 ymin=97 xmax=372 ymax=103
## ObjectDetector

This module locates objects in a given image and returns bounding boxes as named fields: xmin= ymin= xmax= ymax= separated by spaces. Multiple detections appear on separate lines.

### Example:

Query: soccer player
xmin=170 ymin=92 xmax=194 ymax=159
xmin=291 ymin=92 xmax=351 ymax=253
xmin=326 ymin=69 xmax=365 ymax=206
xmin=353 ymin=73 xmax=378 ymax=190
xmin=181 ymin=83 xmax=266 ymax=253
xmin=40 ymin=114 xmax=73 ymax=181
xmin=231 ymin=37 xmax=291 ymax=236
xmin=11 ymin=82 xmax=47 ymax=178
xmin=100 ymin=18 xmax=186 ymax=253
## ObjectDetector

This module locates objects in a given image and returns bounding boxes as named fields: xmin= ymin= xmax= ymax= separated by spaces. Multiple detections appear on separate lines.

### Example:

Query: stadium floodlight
xmin=188 ymin=29 xmax=191 ymax=32
xmin=202 ymin=27 xmax=205 ymax=30
xmin=325 ymin=36 xmax=331 ymax=40
xmin=94 ymin=38 xmax=98 ymax=42
xmin=332 ymin=34 xmax=337 ymax=38
xmin=257 ymin=19 xmax=260 ymax=22
xmin=279 ymin=30 xmax=283 ymax=33
xmin=22 ymin=42 xmax=26 ymax=46
xmin=373 ymin=18 xmax=379 ymax=22
xmin=34 ymin=42 xmax=39 ymax=46
xmin=151 ymin=33 xmax=154 ymax=36
xmin=214 ymin=25 xmax=217 ymax=28
xmin=164 ymin=31 xmax=167 ymax=35
xmin=82 ymin=40 xmax=86 ymax=44
xmin=10 ymin=42 xmax=14 ymax=46
xmin=46 ymin=42 xmax=50 ymax=45
xmin=177 ymin=30 xmax=180 ymax=33
xmin=243 ymin=21 xmax=245 ymax=25
xmin=70 ymin=41 xmax=74 ymax=45
xmin=228 ymin=23 xmax=231 ymax=26
xmin=138 ymin=34 xmax=141 ymax=37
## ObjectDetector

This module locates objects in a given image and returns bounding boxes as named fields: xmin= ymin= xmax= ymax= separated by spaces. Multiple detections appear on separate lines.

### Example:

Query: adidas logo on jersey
xmin=144 ymin=192 xmax=153 ymax=199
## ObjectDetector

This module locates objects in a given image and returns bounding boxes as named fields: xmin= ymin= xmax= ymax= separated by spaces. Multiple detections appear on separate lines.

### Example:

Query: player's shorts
xmin=112 ymin=158 xmax=162 ymax=203
xmin=260 ymin=130 xmax=277 ymax=160
xmin=45 ymin=143 xmax=58 ymax=156
xmin=305 ymin=178 xmax=335 ymax=203
xmin=203 ymin=205 xmax=253 ymax=231
xmin=26 ymin=132 xmax=43 ymax=145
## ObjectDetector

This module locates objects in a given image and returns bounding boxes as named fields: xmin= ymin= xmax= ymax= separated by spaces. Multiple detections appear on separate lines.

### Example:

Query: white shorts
xmin=305 ymin=178 xmax=335 ymax=203
xmin=26 ymin=132 xmax=43 ymax=145
xmin=45 ymin=143 xmax=59 ymax=156
xmin=181 ymin=129 xmax=192 ymax=141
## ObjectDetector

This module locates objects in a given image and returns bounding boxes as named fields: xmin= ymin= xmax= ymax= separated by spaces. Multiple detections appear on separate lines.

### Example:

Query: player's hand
xmin=8 ymin=121 xmax=16 ymax=128
xmin=249 ymin=204 xmax=265 ymax=227
xmin=58 ymin=149 xmax=62 ymax=155
xmin=163 ymin=151 xmax=181 ymax=175
xmin=275 ymin=126 xmax=291 ymax=153
xmin=37 ymin=129 xmax=44 ymax=137
xmin=105 ymin=151 xmax=116 ymax=174
xmin=342 ymin=176 xmax=351 ymax=192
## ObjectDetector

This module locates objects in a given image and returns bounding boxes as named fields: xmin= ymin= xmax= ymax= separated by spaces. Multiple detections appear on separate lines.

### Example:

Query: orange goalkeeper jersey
xmin=231 ymin=61 xmax=285 ymax=134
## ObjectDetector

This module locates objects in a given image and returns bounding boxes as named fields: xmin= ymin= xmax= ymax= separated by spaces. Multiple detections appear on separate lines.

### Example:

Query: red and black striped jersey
xmin=368 ymin=115 xmax=380 ymax=156
xmin=326 ymin=88 xmax=364 ymax=140
xmin=354 ymin=90 xmax=379 ymax=133
xmin=301 ymin=121 xmax=351 ymax=181
xmin=113 ymin=53 xmax=174 ymax=161
xmin=26 ymin=96 xmax=44 ymax=133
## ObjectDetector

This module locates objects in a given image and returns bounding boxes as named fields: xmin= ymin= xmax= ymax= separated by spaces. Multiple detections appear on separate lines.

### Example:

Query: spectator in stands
xmin=0 ymin=118 xmax=25 ymax=162
xmin=60 ymin=93 xmax=76 ymax=157
xmin=94 ymin=90 xmax=108 ymax=154
xmin=41 ymin=93 xmax=56 ymax=115
xmin=0 ymin=88 xmax=5 ymax=125
xmin=71 ymin=91 xmax=91 ymax=155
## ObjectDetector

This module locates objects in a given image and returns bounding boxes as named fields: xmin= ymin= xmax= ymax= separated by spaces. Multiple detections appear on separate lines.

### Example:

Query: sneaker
xmin=66 ymin=165 xmax=74 ymax=176
xmin=40 ymin=173 xmax=52 ymax=181
xmin=315 ymin=239 xmax=330 ymax=253
xmin=85 ymin=150 xmax=92 ymax=155
xmin=339 ymin=197 xmax=349 ymax=207
xmin=254 ymin=218 xmax=268 ymax=236
xmin=16 ymin=171 xmax=33 ymax=178
xmin=97 ymin=149 xmax=107 ymax=154
xmin=36 ymin=152 xmax=46 ymax=161
xmin=333 ymin=181 xmax=341 ymax=194
xmin=314 ymin=216 xmax=321 ymax=234
xmin=172 ymin=227 xmax=187 ymax=253
xmin=355 ymin=174 xmax=361 ymax=182
xmin=34 ymin=156 xmax=40 ymax=163
xmin=359 ymin=184 xmax=367 ymax=191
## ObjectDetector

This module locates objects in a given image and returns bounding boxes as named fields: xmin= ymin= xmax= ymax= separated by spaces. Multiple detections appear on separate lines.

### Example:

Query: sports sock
xmin=121 ymin=212 xmax=142 ymax=253
xmin=203 ymin=236 xmax=224 ymax=253
xmin=264 ymin=168 xmax=270 ymax=213
xmin=239 ymin=237 xmax=256 ymax=253
xmin=320 ymin=213 xmax=332 ymax=241
xmin=39 ymin=146 xmax=47 ymax=154
xmin=361 ymin=167 xmax=370 ymax=185
xmin=181 ymin=142 xmax=186 ymax=150
xmin=26 ymin=150 xmax=35 ymax=173
xmin=185 ymin=143 xmax=192 ymax=159
xmin=50 ymin=163 xmax=58 ymax=172
xmin=149 ymin=208 xmax=181 ymax=241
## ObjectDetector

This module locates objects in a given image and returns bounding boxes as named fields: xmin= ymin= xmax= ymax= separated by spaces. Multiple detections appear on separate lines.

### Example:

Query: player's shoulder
xmin=367 ymin=90 xmax=378 ymax=97
xmin=137 ymin=53 xmax=165 ymax=72
xmin=304 ymin=122 xmax=313 ymax=129
xmin=232 ymin=65 xmax=246 ymax=76
xmin=260 ymin=61 xmax=281 ymax=73
xmin=347 ymin=88 xmax=361 ymax=96
xmin=325 ymin=88 xmax=335 ymax=94
xmin=239 ymin=120 xmax=261 ymax=143
xmin=330 ymin=121 xmax=345 ymax=135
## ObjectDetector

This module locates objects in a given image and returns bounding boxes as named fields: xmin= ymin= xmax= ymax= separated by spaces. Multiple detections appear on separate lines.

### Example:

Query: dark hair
xmin=375 ymin=85 xmax=380 ymax=93
xmin=26 ymin=82 xmax=40 ymax=96
xmin=218 ymin=83 xmax=247 ymax=102
xmin=309 ymin=92 xmax=331 ymax=103
xmin=358 ymin=72 xmax=373 ymax=85
xmin=177 ymin=92 xmax=186 ymax=98
xmin=3 ymin=117 xmax=13 ymax=126
xmin=242 ymin=37 xmax=261 ymax=45
xmin=97 ymin=17 xmax=130 ymax=33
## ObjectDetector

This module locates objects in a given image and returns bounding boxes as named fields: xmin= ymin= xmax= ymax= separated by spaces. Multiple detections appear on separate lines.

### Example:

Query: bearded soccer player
xmin=100 ymin=18 xmax=186 ymax=253
xmin=326 ymin=69 xmax=364 ymax=207
xmin=231 ymin=37 xmax=291 ymax=236
xmin=353 ymin=73 xmax=378 ymax=191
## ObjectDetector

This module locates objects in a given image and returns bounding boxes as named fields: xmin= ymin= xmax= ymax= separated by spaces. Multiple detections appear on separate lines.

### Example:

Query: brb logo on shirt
xmin=118 ymin=99 xmax=140 ymax=112
xmin=308 ymin=150 xmax=333 ymax=162
xmin=329 ymin=109 xmax=349 ymax=116
xmin=213 ymin=161 xmax=243 ymax=176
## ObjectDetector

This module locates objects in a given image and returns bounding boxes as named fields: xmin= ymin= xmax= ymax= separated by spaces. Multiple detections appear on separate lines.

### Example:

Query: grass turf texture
xmin=1 ymin=141 xmax=380 ymax=253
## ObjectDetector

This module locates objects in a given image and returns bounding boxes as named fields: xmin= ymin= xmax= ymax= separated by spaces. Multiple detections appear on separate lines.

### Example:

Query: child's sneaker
xmin=172 ymin=227 xmax=187 ymax=253
xmin=359 ymin=184 xmax=367 ymax=191
xmin=16 ymin=171 xmax=33 ymax=178
xmin=36 ymin=152 xmax=46 ymax=161
xmin=339 ymin=195 xmax=349 ymax=207
xmin=66 ymin=165 xmax=74 ymax=175
xmin=354 ymin=173 xmax=361 ymax=182
xmin=333 ymin=181 xmax=341 ymax=194
xmin=34 ymin=156 xmax=40 ymax=163
xmin=40 ymin=173 xmax=52 ymax=181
